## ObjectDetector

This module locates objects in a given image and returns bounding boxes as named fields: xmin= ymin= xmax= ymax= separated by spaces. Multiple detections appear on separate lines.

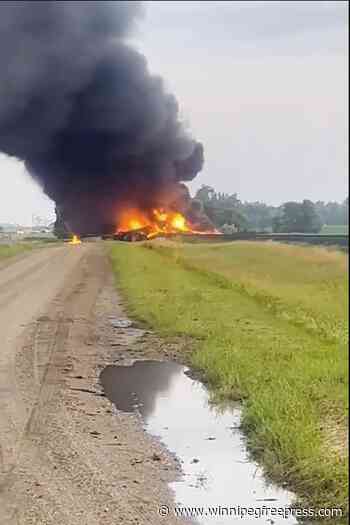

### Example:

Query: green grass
xmin=0 ymin=242 xmax=38 ymax=260
xmin=321 ymin=225 xmax=348 ymax=235
xmin=150 ymin=240 xmax=348 ymax=345
xmin=108 ymin=240 xmax=348 ymax=515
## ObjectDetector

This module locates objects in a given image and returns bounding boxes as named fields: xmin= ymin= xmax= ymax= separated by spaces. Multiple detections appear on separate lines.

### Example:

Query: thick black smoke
xmin=0 ymin=1 xmax=204 ymax=234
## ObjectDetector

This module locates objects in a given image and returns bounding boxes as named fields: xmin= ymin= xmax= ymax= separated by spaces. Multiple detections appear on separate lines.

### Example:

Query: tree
xmin=194 ymin=185 xmax=346 ymax=233
xmin=54 ymin=207 xmax=69 ymax=238
xmin=204 ymin=204 xmax=248 ymax=231
xmin=314 ymin=198 xmax=349 ymax=226
xmin=241 ymin=202 xmax=275 ymax=232
xmin=194 ymin=185 xmax=216 ymax=204
xmin=341 ymin=197 xmax=348 ymax=225
xmin=195 ymin=187 xmax=248 ymax=230
xmin=301 ymin=199 xmax=322 ymax=233
xmin=273 ymin=200 xmax=322 ymax=233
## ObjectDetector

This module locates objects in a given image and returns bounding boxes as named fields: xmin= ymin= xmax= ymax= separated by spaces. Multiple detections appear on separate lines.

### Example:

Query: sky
xmin=0 ymin=0 xmax=348 ymax=225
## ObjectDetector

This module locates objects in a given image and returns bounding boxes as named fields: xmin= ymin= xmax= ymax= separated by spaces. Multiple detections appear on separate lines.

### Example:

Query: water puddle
xmin=100 ymin=361 xmax=299 ymax=524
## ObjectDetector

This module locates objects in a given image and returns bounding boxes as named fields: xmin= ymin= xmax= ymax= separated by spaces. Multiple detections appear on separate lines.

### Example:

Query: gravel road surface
xmin=0 ymin=243 xmax=186 ymax=525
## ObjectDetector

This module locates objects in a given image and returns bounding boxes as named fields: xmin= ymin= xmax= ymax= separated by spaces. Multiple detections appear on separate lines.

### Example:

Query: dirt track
xmin=0 ymin=243 xmax=185 ymax=525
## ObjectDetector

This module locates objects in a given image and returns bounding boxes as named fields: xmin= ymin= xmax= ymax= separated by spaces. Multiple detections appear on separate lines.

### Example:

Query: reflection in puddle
xmin=100 ymin=361 xmax=298 ymax=524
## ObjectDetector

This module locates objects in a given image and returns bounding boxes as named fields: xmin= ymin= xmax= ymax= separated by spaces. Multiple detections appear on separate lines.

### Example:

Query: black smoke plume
xmin=0 ymin=1 xmax=204 ymax=234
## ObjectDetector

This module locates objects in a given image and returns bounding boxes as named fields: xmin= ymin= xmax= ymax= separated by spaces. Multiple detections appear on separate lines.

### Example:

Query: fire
xmin=129 ymin=219 xmax=143 ymax=230
xmin=116 ymin=207 xmax=220 ymax=240
xmin=152 ymin=209 xmax=190 ymax=233
xmin=68 ymin=234 xmax=82 ymax=245
xmin=117 ymin=208 xmax=191 ymax=238
xmin=117 ymin=209 xmax=151 ymax=233
xmin=171 ymin=213 xmax=186 ymax=231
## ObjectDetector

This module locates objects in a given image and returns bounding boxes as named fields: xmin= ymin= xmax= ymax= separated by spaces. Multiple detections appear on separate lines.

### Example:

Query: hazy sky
xmin=0 ymin=1 xmax=348 ymax=225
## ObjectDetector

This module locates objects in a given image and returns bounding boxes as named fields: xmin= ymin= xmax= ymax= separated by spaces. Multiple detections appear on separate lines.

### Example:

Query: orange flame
xmin=116 ymin=207 xmax=219 ymax=239
xmin=68 ymin=234 xmax=82 ymax=245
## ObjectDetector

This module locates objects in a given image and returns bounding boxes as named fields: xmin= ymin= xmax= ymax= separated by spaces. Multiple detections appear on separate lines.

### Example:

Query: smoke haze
xmin=0 ymin=1 xmax=203 ymax=233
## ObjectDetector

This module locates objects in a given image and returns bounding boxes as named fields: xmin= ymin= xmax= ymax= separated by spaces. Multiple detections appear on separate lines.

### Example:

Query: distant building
xmin=0 ymin=223 xmax=19 ymax=241
xmin=221 ymin=223 xmax=238 ymax=234
xmin=0 ymin=222 xmax=55 ymax=240
xmin=0 ymin=223 xmax=18 ymax=233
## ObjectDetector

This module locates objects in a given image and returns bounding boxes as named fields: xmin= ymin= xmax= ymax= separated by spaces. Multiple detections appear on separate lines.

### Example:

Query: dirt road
xmin=0 ymin=244 xmax=185 ymax=525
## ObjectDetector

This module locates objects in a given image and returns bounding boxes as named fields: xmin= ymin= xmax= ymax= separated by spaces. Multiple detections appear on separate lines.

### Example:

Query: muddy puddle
xmin=100 ymin=361 xmax=300 ymax=524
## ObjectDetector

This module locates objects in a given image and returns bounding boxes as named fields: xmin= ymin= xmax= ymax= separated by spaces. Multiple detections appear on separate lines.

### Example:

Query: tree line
xmin=194 ymin=186 xmax=348 ymax=234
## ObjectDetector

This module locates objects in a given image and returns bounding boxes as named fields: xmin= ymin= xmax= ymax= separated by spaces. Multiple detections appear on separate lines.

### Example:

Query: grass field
xmin=0 ymin=242 xmax=38 ymax=260
xmin=109 ymin=240 xmax=348 ymax=515
xmin=321 ymin=225 xmax=349 ymax=235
